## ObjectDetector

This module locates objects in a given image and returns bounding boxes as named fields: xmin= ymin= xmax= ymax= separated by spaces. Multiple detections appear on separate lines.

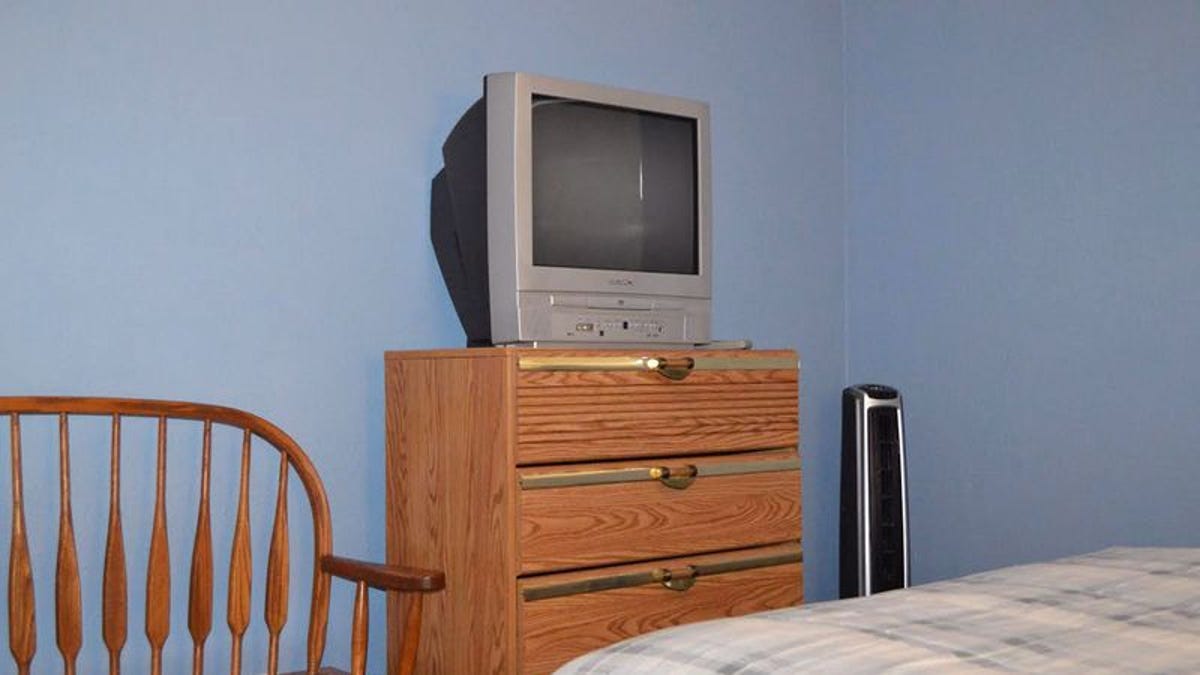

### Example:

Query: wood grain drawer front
xmin=519 ymin=544 xmax=804 ymax=675
xmin=519 ymin=449 xmax=801 ymax=574
xmin=516 ymin=351 xmax=799 ymax=464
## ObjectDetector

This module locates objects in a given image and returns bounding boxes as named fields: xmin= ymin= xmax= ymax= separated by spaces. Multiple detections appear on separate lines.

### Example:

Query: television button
xmin=549 ymin=294 xmax=588 ymax=308
xmin=587 ymin=296 xmax=652 ymax=310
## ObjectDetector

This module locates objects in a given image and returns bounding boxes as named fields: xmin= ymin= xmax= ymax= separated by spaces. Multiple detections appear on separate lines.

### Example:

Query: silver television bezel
xmin=486 ymin=72 xmax=713 ymax=344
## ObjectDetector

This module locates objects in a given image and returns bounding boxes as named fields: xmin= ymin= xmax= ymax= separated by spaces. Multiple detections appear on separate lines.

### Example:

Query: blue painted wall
xmin=1 ymin=1 xmax=846 ymax=671
xmin=845 ymin=1 xmax=1200 ymax=583
xmin=17 ymin=0 xmax=1193 ymax=669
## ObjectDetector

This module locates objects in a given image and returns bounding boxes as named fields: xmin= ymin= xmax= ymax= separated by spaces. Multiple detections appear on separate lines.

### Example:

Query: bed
xmin=553 ymin=547 xmax=1200 ymax=674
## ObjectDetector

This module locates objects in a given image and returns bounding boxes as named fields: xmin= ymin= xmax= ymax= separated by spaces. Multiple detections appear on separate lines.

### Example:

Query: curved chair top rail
xmin=2 ymin=395 xmax=339 ymax=675
xmin=0 ymin=395 xmax=333 ymax=546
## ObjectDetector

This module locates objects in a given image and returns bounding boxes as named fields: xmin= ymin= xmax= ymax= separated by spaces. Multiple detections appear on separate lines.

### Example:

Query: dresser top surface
xmin=384 ymin=347 xmax=797 ymax=361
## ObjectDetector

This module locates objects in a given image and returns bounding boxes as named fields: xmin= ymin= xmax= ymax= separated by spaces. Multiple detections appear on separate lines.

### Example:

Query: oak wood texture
xmin=520 ymin=543 xmax=804 ymax=675
xmin=385 ymin=352 xmax=516 ymax=675
xmin=1 ymin=397 xmax=443 ymax=675
xmin=187 ymin=420 xmax=213 ymax=675
xmin=227 ymin=437 xmax=254 ymax=675
xmin=385 ymin=348 xmax=802 ymax=674
xmin=266 ymin=453 xmax=292 ymax=675
xmin=103 ymin=414 xmax=129 ymax=675
xmin=55 ymin=415 xmax=82 ymax=675
xmin=7 ymin=415 xmax=35 ymax=675
xmin=519 ymin=448 xmax=801 ymax=572
xmin=350 ymin=582 xmax=368 ymax=675
xmin=516 ymin=350 xmax=799 ymax=464
xmin=146 ymin=417 xmax=172 ymax=675
xmin=321 ymin=556 xmax=445 ymax=592
xmin=395 ymin=594 xmax=423 ymax=675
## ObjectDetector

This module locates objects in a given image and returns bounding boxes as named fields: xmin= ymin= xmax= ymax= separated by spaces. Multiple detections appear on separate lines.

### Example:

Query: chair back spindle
xmin=102 ymin=414 xmax=128 ymax=674
xmin=56 ymin=414 xmax=83 ymax=675
xmin=145 ymin=417 xmax=172 ymax=675
xmin=266 ymin=453 xmax=292 ymax=674
xmin=2 ymin=397 xmax=441 ymax=674
xmin=188 ymin=420 xmax=214 ymax=674
xmin=228 ymin=432 xmax=254 ymax=675
xmin=7 ymin=415 xmax=36 ymax=675
xmin=350 ymin=582 xmax=368 ymax=675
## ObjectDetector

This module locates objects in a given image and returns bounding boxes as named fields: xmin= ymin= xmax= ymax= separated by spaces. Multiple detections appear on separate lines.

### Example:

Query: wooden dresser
xmin=384 ymin=348 xmax=802 ymax=674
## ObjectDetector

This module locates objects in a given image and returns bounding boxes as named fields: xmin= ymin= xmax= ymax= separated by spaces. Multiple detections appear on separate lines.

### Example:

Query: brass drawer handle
xmin=521 ymin=549 xmax=802 ymax=601
xmin=644 ymin=356 xmax=694 ymax=381
xmin=648 ymin=464 xmax=698 ymax=489
xmin=651 ymin=565 xmax=697 ymax=591
xmin=519 ymin=452 xmax=799 ymax=490
xmin=517 ymin=354 xmax=796 ymax=374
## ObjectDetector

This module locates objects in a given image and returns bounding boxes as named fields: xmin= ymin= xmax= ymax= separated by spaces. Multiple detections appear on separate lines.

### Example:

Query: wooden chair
xmin=2 ymin=396 xmax=444 ymax=675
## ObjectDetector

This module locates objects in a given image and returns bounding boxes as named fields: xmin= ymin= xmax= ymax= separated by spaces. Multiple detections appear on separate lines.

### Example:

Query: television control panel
xmin=505 ymin=291 xmax=710 ymax=345
xmin=560 ymin=315 xmax=670 ymax=341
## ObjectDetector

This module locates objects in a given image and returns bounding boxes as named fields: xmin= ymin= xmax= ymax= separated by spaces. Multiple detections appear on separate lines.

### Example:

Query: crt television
xmin=432 ymin=72 xmax=712 ymax=346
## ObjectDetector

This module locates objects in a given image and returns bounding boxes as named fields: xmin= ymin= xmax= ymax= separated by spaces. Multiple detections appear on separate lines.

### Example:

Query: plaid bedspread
xmin=554 ymin=547 xmax=1200 ymax=674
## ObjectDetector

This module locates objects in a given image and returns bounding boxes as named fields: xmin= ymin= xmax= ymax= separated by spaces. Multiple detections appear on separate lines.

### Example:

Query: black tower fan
xmin=840 ymin=384 xmax=910 ymax=597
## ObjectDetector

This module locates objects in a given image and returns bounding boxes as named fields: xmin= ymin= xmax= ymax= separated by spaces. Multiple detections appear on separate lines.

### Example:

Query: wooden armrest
xmin=321 ymin=555 xmax=445 ymax=593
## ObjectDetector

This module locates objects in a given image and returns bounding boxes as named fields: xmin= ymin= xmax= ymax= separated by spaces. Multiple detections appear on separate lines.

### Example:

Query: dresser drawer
xmin=516 ymin=351 xmax=799 ymax=464
xmin=518 ymin=449 xmax=801 ymax=573
xmin=519 ymin=544 xmax=803 ymax=675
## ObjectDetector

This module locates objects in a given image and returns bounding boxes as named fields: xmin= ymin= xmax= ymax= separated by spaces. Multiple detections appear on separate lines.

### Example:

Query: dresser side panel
xmin=386 ymin=352 xmax=516 ymax=674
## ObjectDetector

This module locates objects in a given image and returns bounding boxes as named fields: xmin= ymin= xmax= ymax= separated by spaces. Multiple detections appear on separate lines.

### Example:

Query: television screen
xmin=531 ymin=96 xmax=698 ymax=275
